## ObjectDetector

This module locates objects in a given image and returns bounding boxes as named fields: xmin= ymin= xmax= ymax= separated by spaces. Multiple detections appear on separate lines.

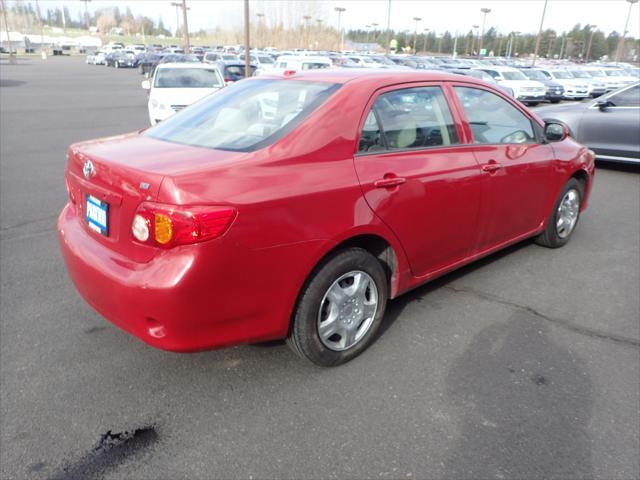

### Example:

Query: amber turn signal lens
xmin=154 ymin=213 xmax=173 ymax=244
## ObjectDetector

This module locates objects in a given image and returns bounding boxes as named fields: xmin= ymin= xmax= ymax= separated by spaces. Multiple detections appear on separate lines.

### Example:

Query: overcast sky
xmin=34 ymin=0 xmax=640 ymax=37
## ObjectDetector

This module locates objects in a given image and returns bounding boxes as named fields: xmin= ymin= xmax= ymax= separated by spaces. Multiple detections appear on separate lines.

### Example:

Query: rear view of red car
xmin=58 ymin=70 xmax=594 ymax=366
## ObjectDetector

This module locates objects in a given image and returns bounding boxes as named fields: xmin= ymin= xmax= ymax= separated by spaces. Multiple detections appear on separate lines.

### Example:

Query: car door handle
xmin=481 ymin=162 xmax=502 ymax=173
xmin=374 ymin=176 xmax=407 ymax=188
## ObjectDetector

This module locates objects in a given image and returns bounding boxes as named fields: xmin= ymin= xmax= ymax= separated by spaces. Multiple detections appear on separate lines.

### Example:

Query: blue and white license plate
xmin=86 ymin=194 xmax=109 ymax=236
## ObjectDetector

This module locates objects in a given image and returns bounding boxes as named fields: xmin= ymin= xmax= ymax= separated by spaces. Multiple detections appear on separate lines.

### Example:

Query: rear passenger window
xmin=358 ymin=86 xmax=459 ymax=153
xmin=454 ymin=87 xmax=536 ymax=144
xmin=359 ymin=111 xmax=385 ymax=152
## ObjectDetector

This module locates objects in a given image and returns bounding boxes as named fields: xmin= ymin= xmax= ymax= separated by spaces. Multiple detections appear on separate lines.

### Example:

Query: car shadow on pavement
xmin=376 ymin=239 xmax=534 ymax=340
xmin=442 ymin=310 xmax=593 ymax=480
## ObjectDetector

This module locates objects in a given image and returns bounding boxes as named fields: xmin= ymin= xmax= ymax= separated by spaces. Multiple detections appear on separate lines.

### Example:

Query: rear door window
xmin=358 ymin=86 xmax=459 ymax=153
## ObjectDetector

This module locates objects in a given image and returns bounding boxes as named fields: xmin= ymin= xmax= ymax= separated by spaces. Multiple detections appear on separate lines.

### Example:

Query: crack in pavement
xmin=0 ymin=215 xmax=58 ymax=232
xmin=443 ymin=284 xmax=640 ymax=349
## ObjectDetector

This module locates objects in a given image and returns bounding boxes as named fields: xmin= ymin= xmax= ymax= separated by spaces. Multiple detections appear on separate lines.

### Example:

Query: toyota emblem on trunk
xmin=83 ymin=159 xmax=95 ymax=179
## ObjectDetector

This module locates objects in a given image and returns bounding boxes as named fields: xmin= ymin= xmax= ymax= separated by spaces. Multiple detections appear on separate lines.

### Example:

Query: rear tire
xmin=287 ymin=248 xmax=388 ymax=367
xmin=535 ymin=178 xmax=583 ymax=248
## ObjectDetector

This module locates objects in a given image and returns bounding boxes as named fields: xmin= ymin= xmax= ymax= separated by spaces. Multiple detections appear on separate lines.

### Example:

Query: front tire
xmin=535 ymin=178 xmax=583 ymax=248
xmin=115 ymin=61 xmax=119 ymax=69
xmin=287 ymin=248 xmax=388 ymax=366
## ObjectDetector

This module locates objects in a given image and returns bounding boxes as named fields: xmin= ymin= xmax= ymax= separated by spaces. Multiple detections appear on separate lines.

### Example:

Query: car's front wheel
xmin=535 ymin=177 xmax=583 ymax=248
xmin=287 ymin=248 xmax=388 ymax=366
xmin=115 ymin=61 xmax=119 ymax=69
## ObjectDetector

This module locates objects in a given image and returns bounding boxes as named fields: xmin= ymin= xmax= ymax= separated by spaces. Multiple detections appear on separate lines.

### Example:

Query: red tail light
xmin=131 ymin=202 xmax=237 ymax=248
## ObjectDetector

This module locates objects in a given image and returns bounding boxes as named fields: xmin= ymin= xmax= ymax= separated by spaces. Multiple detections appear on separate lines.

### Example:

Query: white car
xmin=581 ymin=68 xmax=628 ymax=92
xmin=531 ymin=69 xmax=589 ymax=100
xmin=344 ymin=55 xmax=385 ymax=68
xmin=142 ymin=63 xmax=225 ymax=125
xmin=566 ymin=69 xmax=607 ymax=97
xmin=473 ymin=66 xmax=546 ymax=106
xmin=250 ymin=53 xmax=276 ymax=70
xmin=256 ymin=55 xmax=332 ymax=76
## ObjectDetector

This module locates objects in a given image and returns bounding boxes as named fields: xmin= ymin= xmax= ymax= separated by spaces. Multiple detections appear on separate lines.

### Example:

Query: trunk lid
xmin=65 ymin=132 xmax=247 ymax=262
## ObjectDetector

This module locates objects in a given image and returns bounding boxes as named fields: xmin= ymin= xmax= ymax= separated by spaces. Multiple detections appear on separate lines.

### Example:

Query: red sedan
xmin=58 ymin=70 xmax=595 ymax=366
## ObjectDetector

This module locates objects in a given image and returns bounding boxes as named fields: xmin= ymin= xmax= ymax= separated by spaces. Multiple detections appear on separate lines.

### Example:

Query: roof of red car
xmin=257 ymin=68 xmax=485 ymax=87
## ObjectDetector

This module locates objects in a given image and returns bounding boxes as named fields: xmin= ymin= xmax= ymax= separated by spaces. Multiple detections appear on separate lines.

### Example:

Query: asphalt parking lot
xmin=1 ymin=56 xmax=639 ymax=480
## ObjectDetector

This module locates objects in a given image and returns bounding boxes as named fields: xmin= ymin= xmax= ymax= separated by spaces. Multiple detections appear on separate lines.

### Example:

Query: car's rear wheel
xmin=535 ymin=178 xmax=583 ymax=248
xmin=287 ymin=248 xmax=388 ymax=366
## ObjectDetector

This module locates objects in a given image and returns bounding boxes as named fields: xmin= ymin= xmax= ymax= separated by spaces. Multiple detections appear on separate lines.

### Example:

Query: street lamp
xmin=532 ymin=0 xmax=548 ymax=66
xmin=615 ymin=0 xmax=639 ymax=63
xmin=81 ymin=0 xmax=92 ymax=29
xmin=478 ymin=7 xmax=491 ymax=55
xmin=471 ymin=24 xmax=480 ymax=54
xmin=585 ymin=25 xmax=597 ymax=61
xmin=170 ymin=2 xmax=181 ymax=37
xmin=256 ymin=13 xmax=264 ymax=49
xmin=385 ymin=0 xmax=392 ymax=54
xmin=412 ymin=16 xmax=421 ymax=53
xmin=334 ymin=7 xmax=346 ymax=51
xmin=423 ymin=28 xmax=430 ymax=53
xmin=371 ymin=22 xmax=378 ymax=44
xmin=302 ymin=15 xmax=311 ymax=49
xmin=365 ymin=24 xmax=371 ymax=43
xmin=507 ymin=31 xmax=520 ymax=58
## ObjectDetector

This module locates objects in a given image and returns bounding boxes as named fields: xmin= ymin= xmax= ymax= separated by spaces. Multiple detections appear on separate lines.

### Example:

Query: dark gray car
xmin=535 ymin=83 xmax=639 ymax=164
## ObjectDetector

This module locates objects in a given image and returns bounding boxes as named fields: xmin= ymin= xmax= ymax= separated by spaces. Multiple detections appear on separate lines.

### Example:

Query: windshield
xmin=523 ymin=70 xmax=547 ymax=81
xmin=502 ymin=71 xmax=527 ymax=81
xmin=258 ymin=56 xmax=274 ymax=64
xmin=605 ymin=70 xmax=623 ymax=77
xmin=146 ymin=79 xmax=340 ymax=151
xmin=551 ymin=71 xmax=573 ymax=79
xmin=569 ymin=70 xmax=590 ymax=78
xmin=301 ymin=62 xmax=330 ymax=70
xmin=154 ymin=68 xmax=224 ymax=88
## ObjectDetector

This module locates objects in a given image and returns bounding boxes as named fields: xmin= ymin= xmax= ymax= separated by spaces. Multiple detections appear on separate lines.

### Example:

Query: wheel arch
xmin=285 ymin=231 xmax=406 ymax=338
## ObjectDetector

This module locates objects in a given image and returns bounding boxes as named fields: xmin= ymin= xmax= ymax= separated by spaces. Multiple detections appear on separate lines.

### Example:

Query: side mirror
xmin=596 ymin=99 xmax=613 ymax=111
xmin=544 ymin=122 xmax=568 ymax=142
xmin=141 ymin=80 xmax=151 ymax=90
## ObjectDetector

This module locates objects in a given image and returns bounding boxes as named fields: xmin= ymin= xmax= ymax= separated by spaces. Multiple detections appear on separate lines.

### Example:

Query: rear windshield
xmin=552 ymin=71 xmax=573 ymax=79
xmin=569 ymin=70 xmax=590 ymax=78
xmin=523 ymin=70 xmax=547 ymax=81
xmin=146 ymin=79 xmax=340 ymax=151
xmin=154 ymin=68 xmax=224 ymax=88
xmin=224 ymin=65 xmax=256 ymax=79
xmin=502 ymin=71 xmax=527 ymax=81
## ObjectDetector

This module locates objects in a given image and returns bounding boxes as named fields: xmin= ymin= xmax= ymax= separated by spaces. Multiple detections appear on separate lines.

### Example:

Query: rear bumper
xmin=57 ymin=203 xmax=293 ymax=352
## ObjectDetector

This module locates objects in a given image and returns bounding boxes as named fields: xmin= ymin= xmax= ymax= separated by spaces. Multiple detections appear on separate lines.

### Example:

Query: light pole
xmin=81 ymin=0 xmax=91 ymax=29
xmin=181 ymin=0 xmax=190 ymax=52
xmin=471 ymin=24 xmax=479 ymax=54
xmin=303 ymin=15 xmax=311 ymax=49
xmin=384 ymin=0 xmax=391 ymax=54
xmin=334 ymin=7 xmax=346 ymax=51
xmin=365 ymin=25 xmax=371 ymax=43
xmin=507 ymin=31 xmax=520 ymax=58
xmin=1 ymin=0 xmax=16 ymax=63
xmin=170 ymin=2 xmax=181 ymax=37
xmin=585 ymin=25 xmax=597 ymax=61
xmin=370 ymin=22 xmax=378 ymax=45
xmin=478 ymin=7 xmax=491 ymax=55
xmin=422 ymin=28 xmax=429 ymax=53
xmin=615 ymin=0 xmax=639 ymax=63
xmin=244 ymin=0 xmax=250 ymax=77
xmin=256 ymin=13 xmax=264 ymax=49
xmin=412 ymin=17 xmax=421 ymax=53
xmin=532 ymin=0 xmax=548 ymax=66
